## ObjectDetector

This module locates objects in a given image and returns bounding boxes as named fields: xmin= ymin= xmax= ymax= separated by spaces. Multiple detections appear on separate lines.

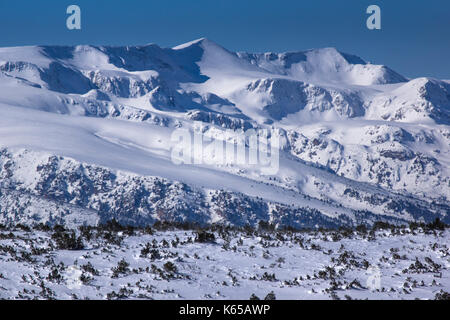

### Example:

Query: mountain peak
xmin=172 ymin=37 xmax=219 ymax=50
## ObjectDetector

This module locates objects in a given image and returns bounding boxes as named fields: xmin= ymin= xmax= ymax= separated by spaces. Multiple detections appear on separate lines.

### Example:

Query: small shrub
xmin=51 ymin=230 xmax=84 ymax=250
xmin=435 ymin=290 xmax=450 ymax=300
xmin=427 ymin=218 xmax=446 ymax=231
xmin=163 ymin=261 xmax=177 ymax=273
xmin=111 ymin=259 xmax=130 ymax=278
xmin=81 ymin=262 xmax=99 ymax=276
xmin=80 ymin=272 xmax=94 ymax=285
xmin=264 ymin=291 xmax=276 ymax=300
xmin=249 ymin=293 xmax=260 ymax=300
xmin=46 ymin=267 xmax=63 ymax=283
xmin=195 ymin=230 xmax=216 ymax=243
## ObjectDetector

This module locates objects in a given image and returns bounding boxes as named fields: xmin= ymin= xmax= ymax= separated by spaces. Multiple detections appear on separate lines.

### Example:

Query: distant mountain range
xmin=0 ymin=38 xmax=448 ymax=227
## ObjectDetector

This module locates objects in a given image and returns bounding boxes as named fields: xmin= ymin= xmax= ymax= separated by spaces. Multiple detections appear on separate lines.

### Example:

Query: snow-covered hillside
xmin=0 ymin=38 xmax=449 ymax=227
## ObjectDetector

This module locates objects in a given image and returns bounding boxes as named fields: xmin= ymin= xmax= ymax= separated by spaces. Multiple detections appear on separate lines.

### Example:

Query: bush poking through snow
xmin=111 ymin=259 xmax=130 ymax=278
xmin=195 ymin=230 xmax=216 ymax=243
xmin=264 ymin=291 xmax=276 ymax=300
xmin=51 ymin=228 xmax=84 ymax=250
xmin=163 ymin=261 xmax=177 ymax=274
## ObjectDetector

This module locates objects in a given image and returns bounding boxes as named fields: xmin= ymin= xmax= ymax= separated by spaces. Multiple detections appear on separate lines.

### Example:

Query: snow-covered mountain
xmin=0 ymin=38 xmax=449 ymax=227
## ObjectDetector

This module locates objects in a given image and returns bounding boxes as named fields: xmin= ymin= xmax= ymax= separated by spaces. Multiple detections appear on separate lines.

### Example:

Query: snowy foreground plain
xmin=0 ymin=222 xmax=448 ymax=300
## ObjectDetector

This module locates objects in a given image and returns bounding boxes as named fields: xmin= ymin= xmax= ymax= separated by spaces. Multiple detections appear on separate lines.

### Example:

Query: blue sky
xmin=0 ymin=0 xmax=449 ymax=78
